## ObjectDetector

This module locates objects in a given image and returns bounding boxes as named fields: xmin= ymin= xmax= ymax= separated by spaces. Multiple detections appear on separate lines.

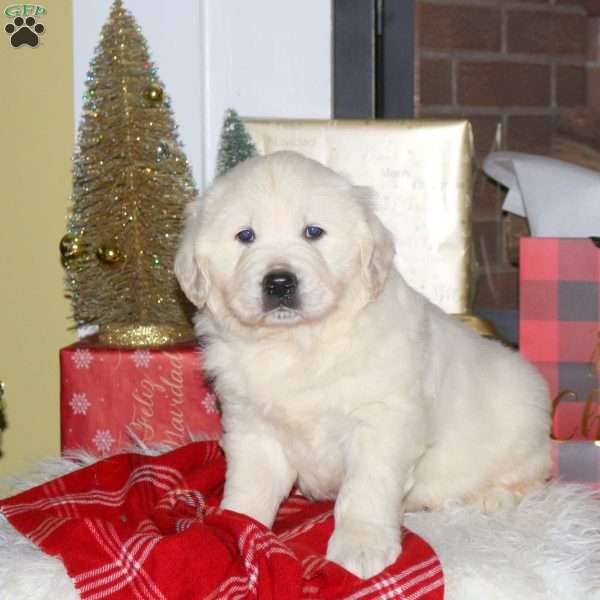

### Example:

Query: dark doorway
xmin=333 ymin=0 xmax=415 ymax=119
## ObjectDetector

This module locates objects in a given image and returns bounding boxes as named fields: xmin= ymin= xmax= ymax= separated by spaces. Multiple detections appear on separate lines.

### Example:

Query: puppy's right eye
xmin=236 ymin=228 xmax=255 ymax=243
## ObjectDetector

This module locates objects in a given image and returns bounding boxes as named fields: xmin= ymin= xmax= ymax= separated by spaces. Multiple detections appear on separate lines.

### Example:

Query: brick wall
xmin=416 ymin=0 xmax=593 ymax=318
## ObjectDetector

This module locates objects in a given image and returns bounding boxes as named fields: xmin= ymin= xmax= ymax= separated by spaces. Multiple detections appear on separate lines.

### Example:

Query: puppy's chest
xmin=242 ymin=353 xmax=353 ymax=437
xmin=230 ymin=341 xmax=359 ymax=498
xmin=235 ymin=339 xmax=360 ymax=419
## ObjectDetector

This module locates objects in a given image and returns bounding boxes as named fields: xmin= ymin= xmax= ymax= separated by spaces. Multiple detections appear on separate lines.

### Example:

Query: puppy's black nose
xmin=262 ymin=270 xmax=298 ymax=298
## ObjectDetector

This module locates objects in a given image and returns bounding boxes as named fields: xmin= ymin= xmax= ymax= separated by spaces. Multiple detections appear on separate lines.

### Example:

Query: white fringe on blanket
xmin=1 ymin=450 xmax=599 ymax=600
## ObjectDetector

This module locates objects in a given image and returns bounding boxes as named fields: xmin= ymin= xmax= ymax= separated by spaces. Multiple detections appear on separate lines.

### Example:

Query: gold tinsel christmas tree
xmin=61 ymin=0 xmax=196 ymax=346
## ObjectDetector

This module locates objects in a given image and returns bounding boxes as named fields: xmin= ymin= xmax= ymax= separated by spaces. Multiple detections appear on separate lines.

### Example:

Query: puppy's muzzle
xmin=262 ymin=269 xmax=299 ymax=310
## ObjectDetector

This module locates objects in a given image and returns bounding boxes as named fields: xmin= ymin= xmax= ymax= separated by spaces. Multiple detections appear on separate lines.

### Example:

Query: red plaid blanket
xmin=0 ymin=442 xmax=443 ymax=600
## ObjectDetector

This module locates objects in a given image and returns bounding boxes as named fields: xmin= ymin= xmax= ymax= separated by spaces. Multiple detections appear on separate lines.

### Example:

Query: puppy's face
xmin=176 ymin=152 xmax=394 ymax=329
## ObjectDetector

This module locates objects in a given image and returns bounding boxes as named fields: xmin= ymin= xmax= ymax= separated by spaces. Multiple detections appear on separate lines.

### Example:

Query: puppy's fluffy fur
xmin=175 ymin=151 xmax=551 ymax=579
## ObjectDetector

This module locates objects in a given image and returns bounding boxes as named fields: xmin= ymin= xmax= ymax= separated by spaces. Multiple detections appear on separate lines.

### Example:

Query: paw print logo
xmin=5 ymin=16 xmax=45 ymax=48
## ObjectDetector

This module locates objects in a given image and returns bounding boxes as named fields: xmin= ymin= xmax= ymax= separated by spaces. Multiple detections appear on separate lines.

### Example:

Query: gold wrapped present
xmin=244 ymin=119 xmax=473 ymax=314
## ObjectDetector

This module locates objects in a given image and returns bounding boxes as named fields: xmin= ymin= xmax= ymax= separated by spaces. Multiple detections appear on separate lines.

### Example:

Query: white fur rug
xmin=1 ymin=453 xmax=599 ymax=600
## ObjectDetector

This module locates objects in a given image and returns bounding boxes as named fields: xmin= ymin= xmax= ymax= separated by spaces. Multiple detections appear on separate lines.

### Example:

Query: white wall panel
xmin=201 ymin=0 xmax=332 ymax=183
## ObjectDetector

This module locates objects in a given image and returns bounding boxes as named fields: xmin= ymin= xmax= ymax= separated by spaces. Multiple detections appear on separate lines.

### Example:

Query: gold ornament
xmin=60 ymin=233 xmax=85 ymax=260
xmin=155 ymin=141 xmax=170 ymax=161
xmin=144 ymin=83 xmax=163 ymax=103
xmin=96 ymin=244 xmax=124 ymax=267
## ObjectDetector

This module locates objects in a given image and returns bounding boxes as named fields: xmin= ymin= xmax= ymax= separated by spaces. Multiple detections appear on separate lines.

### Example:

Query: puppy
xmin=175 ymin=151 xmax=551 ymax=579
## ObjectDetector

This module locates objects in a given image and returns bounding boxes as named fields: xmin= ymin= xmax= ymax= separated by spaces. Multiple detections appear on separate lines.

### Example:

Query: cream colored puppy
xmin=175 ymin=151 xmax=551 ymax=579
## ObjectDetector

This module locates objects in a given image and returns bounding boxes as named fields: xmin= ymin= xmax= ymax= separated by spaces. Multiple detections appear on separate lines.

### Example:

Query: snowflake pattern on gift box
xmin=131 ymin=350 xmax=152 ymax=368
xmin=72 ymin=348 xmax=94 ymax=369
xmin=93 ymin=429 xmax=115 ymax=454
xmin=69 ymin=392 xmax=90 ymax=415
xmin=202 ymin=392 xmax=218 ymax=415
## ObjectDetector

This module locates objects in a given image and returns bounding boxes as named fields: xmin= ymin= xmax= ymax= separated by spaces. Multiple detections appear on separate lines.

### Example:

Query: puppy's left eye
xmin=236 ymin=228 xmax=255 ymax=243
xmin=304 ymin=225 xmax=325 ymax=240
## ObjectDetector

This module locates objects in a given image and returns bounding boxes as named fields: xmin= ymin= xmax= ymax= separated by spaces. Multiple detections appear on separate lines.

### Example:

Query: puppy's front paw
xmin=326 ymin=521 xmax=401 ymax=579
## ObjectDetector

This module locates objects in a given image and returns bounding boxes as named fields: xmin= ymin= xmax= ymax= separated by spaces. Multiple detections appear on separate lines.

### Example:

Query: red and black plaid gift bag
xmin=520 ymin=238 xmax=600 ymax=488
xmin=520 ymin=237 xmax=600 ymax=444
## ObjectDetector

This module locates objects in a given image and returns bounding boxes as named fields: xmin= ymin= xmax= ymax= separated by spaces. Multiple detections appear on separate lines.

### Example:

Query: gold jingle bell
xmin=96 ymin=245 xmax=124 ymax=267
xmin=144 ymin=83 xmax=163 ymax=104
xmin=60 ymin=232 xmax=84 ymax=260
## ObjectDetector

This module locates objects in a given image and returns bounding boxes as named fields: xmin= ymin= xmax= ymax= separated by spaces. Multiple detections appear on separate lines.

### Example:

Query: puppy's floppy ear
xmin=174 ymin=201 xmax=210 ymax=309
xmin=355 ymin=187 xmax=395 ymax=298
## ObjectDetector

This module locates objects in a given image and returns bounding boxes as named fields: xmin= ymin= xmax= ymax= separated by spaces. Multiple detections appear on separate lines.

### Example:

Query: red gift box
xmin=520 ymin=237 xmax=600 ymax=440
xmin=60 ymin=340 xmax=221 ymax=455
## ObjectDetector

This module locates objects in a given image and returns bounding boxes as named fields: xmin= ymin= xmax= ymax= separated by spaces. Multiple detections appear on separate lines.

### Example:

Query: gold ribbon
xmin=452 ymin=313 xmax=503 ymax=341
